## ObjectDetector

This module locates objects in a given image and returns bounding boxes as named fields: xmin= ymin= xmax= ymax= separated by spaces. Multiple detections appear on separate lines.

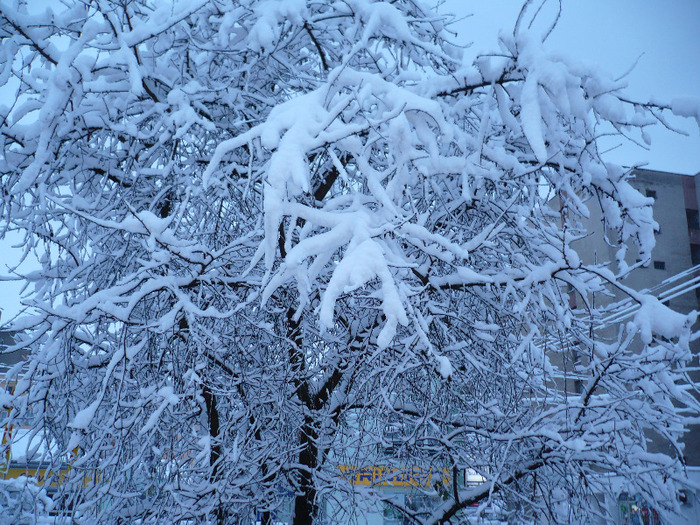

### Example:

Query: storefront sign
xmin=338 ymin=465 xmax=450 ymax=487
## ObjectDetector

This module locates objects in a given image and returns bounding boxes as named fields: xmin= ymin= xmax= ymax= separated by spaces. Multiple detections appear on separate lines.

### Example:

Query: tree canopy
xmin=1 ymin=0 xmax=699 ymax=523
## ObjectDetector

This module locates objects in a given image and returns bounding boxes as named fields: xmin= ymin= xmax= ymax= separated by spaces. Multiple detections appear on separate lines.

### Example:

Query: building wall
xmin=559 ymin=169 xmax=700 ymax=525
xmin=574 ymin=169 xmax=696 ymax=311
xmin=624 ymin=170 xmax=696 ymax=314
xmin=573 ymin=168 xmax=700 ymax=465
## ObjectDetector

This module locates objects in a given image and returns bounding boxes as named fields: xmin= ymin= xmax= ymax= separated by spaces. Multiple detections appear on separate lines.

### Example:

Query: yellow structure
xmin=338 ymin=465 xmax=450 ymax=488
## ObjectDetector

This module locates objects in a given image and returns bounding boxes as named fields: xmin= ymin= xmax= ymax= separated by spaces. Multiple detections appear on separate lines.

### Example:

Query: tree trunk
xmin=203 ymin=384 xmax=225 ymax=525
xmin=293 ymin=416 xmax=319 ymax=525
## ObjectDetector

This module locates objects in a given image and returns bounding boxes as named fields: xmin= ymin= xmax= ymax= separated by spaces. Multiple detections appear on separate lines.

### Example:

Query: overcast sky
xmin=1 ymin=0 xmax=699 ymax=324
xmin=443 ymin=0 xmax=700 ymax=175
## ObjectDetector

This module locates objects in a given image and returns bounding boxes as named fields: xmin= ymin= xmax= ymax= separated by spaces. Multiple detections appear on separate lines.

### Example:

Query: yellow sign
xmin=338 ymin=465 xmax=450 ymax=487
xmin=1 ymin=462 xmax=97 ymax=488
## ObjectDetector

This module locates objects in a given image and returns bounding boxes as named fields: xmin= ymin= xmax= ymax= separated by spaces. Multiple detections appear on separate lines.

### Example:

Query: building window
xmin=687 ymin=209 xmax=700 ymax=230
xmin=653 ymin=260 xmax=666 ymax=270
xmin=618 ymin=493 xmax=662 ymax=525
xmin=384 ymin=495 xmax=440 ymax=524
xmin=692 ymin=245 xmax=700 ymax=265
xmin=645 ymin=189 xmax=657 ymax=199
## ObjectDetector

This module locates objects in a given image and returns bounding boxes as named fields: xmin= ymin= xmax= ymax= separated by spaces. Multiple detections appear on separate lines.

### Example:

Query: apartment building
xmin=576 ymin=169 xmax=700 ymax=456
xmin=571 ymin=168 xmax=700 ymax=525
xmin=580 ymin=169 xmax=699 ymax=310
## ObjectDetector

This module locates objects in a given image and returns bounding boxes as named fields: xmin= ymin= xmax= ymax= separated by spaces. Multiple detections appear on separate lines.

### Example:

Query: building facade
xmin=577 ymin=169 xmax=700 ymax=462
xmin=573 ymin=169 xmax=700 ymax=525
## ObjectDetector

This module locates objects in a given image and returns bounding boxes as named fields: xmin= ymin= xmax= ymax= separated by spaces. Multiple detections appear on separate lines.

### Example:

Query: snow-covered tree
xmin=1 ymin=0 xmax=699 ymax=523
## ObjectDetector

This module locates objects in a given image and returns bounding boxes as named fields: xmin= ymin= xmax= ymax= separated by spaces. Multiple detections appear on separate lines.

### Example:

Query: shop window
xmin=384 ymin=495 xmax=440 ymax=524
xmin=618 ymin=492 xmax=661 ymax=525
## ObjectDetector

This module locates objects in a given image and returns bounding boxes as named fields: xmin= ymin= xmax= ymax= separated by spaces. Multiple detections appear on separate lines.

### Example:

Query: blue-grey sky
xmin=1 ymin=0 xmax=699 ymax=324
xmin=443 ymin=0 xmax=700 ymax=175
